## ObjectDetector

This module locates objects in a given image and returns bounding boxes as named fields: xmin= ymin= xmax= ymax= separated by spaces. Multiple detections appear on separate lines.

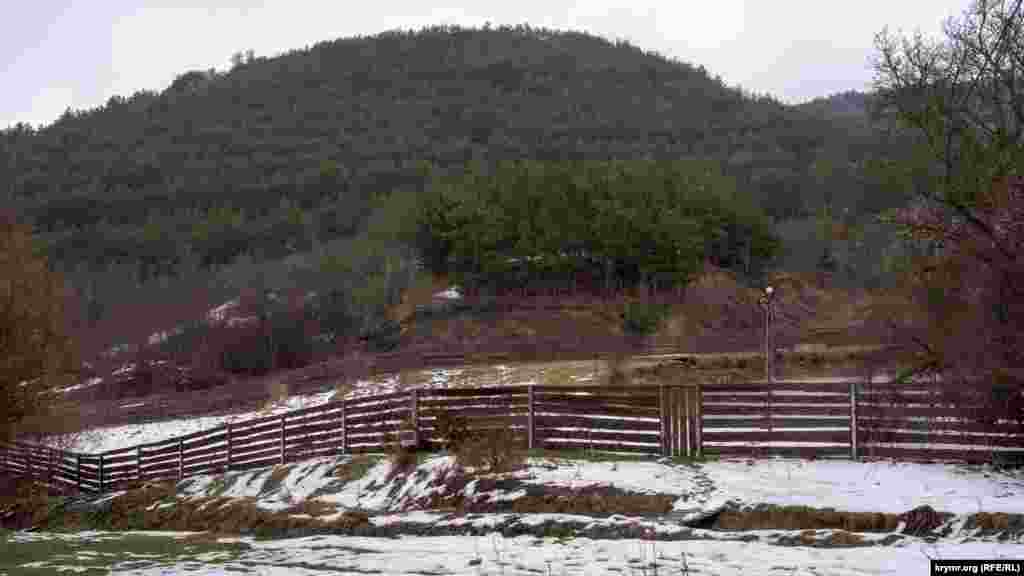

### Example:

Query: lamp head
xmin=765 ymin=286 xmax=774 ymax=296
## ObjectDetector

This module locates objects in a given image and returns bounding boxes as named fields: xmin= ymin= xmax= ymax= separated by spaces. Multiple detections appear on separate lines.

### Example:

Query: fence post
xmin=98 ymin=454 xmax=105 ymax=493
xmin=137 ymin=446 xmax=142 ymax=483
xmin=677 ymin=388 xmax=685 ymax=458
xmin=177 ymin=438 xmax=184 ymax=481
xmin=226 ymin=422 xmax=233 ymax=472
xmin=76 ymin=453 xmax=82 ymax=492
xmin=280 ymin=414 xmax=286 ymax=465
xmin=340 ymin=400 xmax=347 ymax=453
xmin=527 ymin=384 xmax=535 ymax=451
xmin=410 ymin=389 xmax=419 ymax=448
xmin=659 ymin=384 xmax=667 ymax=457
xmin=687 ymin=387 xmax=696 ymax=458
xmin=850 ymin=382 xmax=859 ymax=461
xmin=696 ymin=383 xmax=703 ymax=459
xmin=675 ymin=388 xmax=683 ymax=458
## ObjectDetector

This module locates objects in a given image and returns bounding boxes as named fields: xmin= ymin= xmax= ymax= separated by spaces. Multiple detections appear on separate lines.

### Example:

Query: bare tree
xmin=873 ymin=0 xmax=1024 ymax=215
xmin=871 ymin=1 xmax=1024 ymax=423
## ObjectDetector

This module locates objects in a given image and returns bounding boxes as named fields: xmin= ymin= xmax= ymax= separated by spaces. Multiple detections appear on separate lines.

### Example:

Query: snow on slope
xmin=52 ymin=366 xmax=519 ymax=453
xmin=704 ymin=458 xmax=1024 ymax=515
xmin=168 ymin=451 xmax=1024 ymax=521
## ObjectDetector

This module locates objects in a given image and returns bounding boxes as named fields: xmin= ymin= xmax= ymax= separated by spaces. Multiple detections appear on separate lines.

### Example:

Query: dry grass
xmin=282 ymin=499 xmax=339 ymax=517
xmin=396 ymin=368 xmax=418 ymax=390
xmin=340 ymin=342 xmax=882 ymax=400
xmin=333 ymin=379 xmax=355 ymax=400
xmin=178 ymin=531 xmax=243 ymax=545
xmin=0 ymin=479 xmax=60 ymax=530
xmin=966 ymin=512 xmax=1023 ymax=532
xmin=383 ymin=415 xmax=423 ymax=480
xmin=509 ymin=490 xmax=674 ymax=516
xmin=540 ymin=363 xmax=586 ymax=387
xmin=603 ymin=352 xmax=632 ymax=386
xmin=826 ymin=530 xmax=867 ymax=546
xmin=499 ymin=317 xmax=537 ymax=338
xmin=714 ymin=505 xmax=901 ymax=532
xmin=388 ymin=272 xmax=450 ymax=329
xmin=31 ymin=477 xmax=372 ymax=536
xmin=261 ymin=465 xmax=291 ymax=495
xmin=260 ymin=377 xmax=290 ymax=413
xmin=329 ymin=456 xmax=381 ymax=483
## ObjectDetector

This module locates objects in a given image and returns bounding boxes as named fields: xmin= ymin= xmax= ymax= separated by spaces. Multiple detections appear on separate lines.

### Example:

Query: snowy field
xmin=6 ymin=530 xmax=1022 ymax=575
xmin=159 ymin=451 xmax=1024 ymax=519
xmin=8 ymin=450 xmax=1023 ymax=574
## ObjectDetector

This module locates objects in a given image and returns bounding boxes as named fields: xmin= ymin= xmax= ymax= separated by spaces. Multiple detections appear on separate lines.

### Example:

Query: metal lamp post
xmin=759 ymin=286 xmax=775 ymax=384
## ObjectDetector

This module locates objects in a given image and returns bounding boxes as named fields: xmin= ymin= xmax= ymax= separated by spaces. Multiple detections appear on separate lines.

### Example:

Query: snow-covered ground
xmin=6 ymin=530 xmax=1023 ymax=575
xmin=168 ymin=453 xmax=1024 ymax=520
xmin=8 ymin=453 xmax=1024 ymax=574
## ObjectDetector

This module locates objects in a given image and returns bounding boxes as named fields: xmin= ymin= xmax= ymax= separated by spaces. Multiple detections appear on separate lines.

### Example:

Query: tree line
xmin=410 ymin=158 xmax=778 ymax=297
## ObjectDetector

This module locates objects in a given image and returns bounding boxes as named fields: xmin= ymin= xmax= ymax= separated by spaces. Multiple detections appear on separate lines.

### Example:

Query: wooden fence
xmin=701 ymin=381 xmax=1024 ymax=463
xmin=0 ymin=384 xmax=698 ymax=495
xmin=3 ymin=380 xmax=1022 ymax=495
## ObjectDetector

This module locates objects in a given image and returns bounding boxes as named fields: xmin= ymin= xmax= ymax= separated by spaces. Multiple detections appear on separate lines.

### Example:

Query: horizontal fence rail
xmin=3 ymin=380 xmax=1022 ymax=495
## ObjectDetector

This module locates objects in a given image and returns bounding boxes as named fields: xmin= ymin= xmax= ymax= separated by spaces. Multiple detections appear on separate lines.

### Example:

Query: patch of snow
xmin=206 ymin=299 xmax=240 ymax=323
xmin=702 ymin=458 xmax=1024 ymax=515
xmin=433 ymin=287 xmax=462 ymax=300
xmin=111 ymin=363 xmax=137 ymax=377
xmin=56 ymin=377 xmax=104 ymax=395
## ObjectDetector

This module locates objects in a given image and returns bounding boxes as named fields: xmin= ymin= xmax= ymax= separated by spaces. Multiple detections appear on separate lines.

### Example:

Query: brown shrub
xmin=387 ymin=446 xmax=418 ymax=480
xmin=433 ymin=411 xmax=472 ymax=453
xmin=966 ymin=512 xmax=1024 ymax=534
xmin=1 ymin=210 xmax=82 ymax=443
xmin=455 ymin=422 xmax=526 ymax=473
xmin=509 ymin=489 xmax=674 ymax=516
xmin=826 ymin=530 xmax=867 ymax=547
xmin=715 ymin=505 xmax=900 ymax=532
xmin=75 ymin=482 xmax=373 ymax=536
xmin=899 ymin=505 xmax=949 ymax=535
xmin=261 ymin=465 xmax=291 ymax=494
xmin=282 ymin=499 xmax=339 ymax=517
xmin=384 ymin=415 xmax=422 ymax=480
xmin=604 ymin=352 xmax=631 ymax=386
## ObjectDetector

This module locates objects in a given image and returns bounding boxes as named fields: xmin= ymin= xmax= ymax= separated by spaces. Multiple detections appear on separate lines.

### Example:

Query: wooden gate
xmin=660 ymin=384 xmax=702 ymax=458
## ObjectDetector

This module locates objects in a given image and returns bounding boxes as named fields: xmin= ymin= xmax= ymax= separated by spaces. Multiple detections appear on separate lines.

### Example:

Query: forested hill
xmin=795 ymin=91 xmax=874 ymax=122
xmin=1 ymin=25 xmax=893 ymax=288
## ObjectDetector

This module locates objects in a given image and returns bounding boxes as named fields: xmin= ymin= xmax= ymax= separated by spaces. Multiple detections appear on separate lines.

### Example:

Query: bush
xmin=434 ymin=411 xmax=472 ymax=453
xmin=455 ymin=423 xmax=526 ymax=473
xmin=385 ymin=414 xmax=427 ymax=479
xmin=387 ymin=444 xmax=418 ymax=479
xmin=621 ymin=300 xmax=670 ymax=335
xmin=604 ymin=352 xmax=631 ymax=386
xmin=361 ymin=319 xmax=402 ymax=353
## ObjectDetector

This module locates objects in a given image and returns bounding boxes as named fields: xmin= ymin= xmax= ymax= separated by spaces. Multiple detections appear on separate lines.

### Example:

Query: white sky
xmin=2 ymin=0 xmax=969 ymax=130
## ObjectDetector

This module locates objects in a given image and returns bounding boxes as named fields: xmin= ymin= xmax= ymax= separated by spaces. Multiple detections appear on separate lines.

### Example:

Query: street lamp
xmin=759 ymin=286 xmax=776 ymax=384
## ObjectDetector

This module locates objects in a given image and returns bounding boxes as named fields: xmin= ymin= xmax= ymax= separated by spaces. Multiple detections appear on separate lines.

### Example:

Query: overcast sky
xmin=3 ymin=0 xmax=969 ymax=130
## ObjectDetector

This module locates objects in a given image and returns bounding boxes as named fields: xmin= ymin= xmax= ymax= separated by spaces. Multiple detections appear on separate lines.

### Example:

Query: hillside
xmin=2 ymin=25 xmax=892 ymax=281
xmin=0 ymin=24 xmax=909 ymax=407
